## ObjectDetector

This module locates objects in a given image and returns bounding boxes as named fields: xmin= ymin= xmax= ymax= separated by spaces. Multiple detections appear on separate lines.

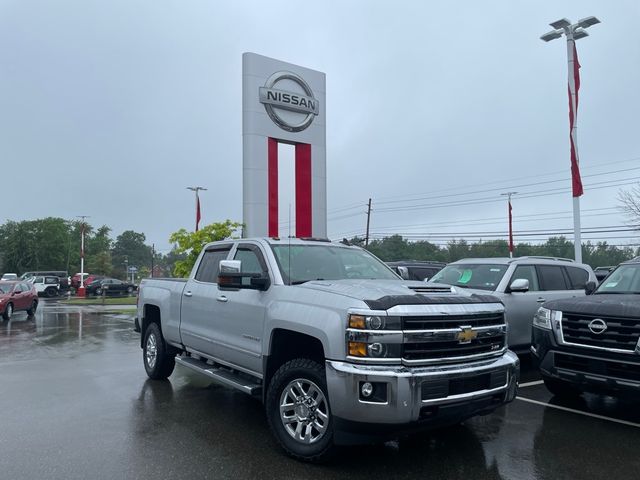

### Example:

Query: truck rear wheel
xmin=143 ymin=323 xmax=175 ymax=380
xmin=266 ymin=358 xmax=334 ymax=462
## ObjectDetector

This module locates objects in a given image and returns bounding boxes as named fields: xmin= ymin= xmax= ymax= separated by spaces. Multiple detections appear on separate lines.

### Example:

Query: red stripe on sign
xmin=295 ymin=143 xmax=312 ymax=238
xmin=268 ymin=138 xmax=278 ymax=237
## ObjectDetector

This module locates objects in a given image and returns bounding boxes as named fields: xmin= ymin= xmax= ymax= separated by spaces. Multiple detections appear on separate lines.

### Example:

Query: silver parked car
xmin=428 ymin=256 xmax=597 ymax=351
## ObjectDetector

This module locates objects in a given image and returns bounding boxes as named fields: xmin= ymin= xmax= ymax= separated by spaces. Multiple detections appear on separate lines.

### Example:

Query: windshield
xmin=0 ymin=284 xmax=13 ymax=294
xmin=429 ymin=263 xmax=508 ymax=291
xmin=270 ymin=244 xmax=399 ymax=285
xmin=595 ymin=264 xmax=640 ymax=294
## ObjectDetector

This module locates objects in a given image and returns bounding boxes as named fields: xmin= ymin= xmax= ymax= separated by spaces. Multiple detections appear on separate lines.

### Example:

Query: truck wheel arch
xmin=263 ymin=329 xmax=326 ymax=402
xmin=140 ymin=304 xmax=162 ymax=349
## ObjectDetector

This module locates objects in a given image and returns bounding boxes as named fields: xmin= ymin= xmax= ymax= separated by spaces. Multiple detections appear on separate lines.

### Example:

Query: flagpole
xmin=76 ymin=215 xmax=90 ymax=298
xmin=186 ymin=186 xmax=207 ymax=232
xmin=541 ymin=16 xmax=600 ymax=265
xmin=501 ymin=192 xmax=517 ymax=258
xmin=566 ymin=32 xmax=582 ymax=264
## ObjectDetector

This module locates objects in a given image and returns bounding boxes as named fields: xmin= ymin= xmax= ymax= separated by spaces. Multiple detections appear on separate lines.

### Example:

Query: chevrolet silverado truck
xmin=135 ymin=238 xmax=519 ymax=461
xmin=532 ymin=257 xmax=640 ymax=400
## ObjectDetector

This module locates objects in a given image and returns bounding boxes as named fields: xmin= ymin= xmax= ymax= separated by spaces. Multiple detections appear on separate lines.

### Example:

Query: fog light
xmin=361 ymin=382 xmax=373 ymax=398
xmin=367 ymin=342 xmax=386 ymax=357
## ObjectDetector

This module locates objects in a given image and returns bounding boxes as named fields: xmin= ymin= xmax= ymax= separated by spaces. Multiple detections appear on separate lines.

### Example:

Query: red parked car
xmin=0 ymin=281 xmax=38 ymax=321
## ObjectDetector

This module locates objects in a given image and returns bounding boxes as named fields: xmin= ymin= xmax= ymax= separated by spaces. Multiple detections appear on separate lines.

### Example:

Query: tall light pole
xmin=186 ymin=186 xmax=207 ymax=232
xmin=501 ymin=192 xmax=517 ymax=258
xmin=76 ymin=215 xmax=90 ymax=297
xmin=541 ymin=16 xmax=600 ymax=264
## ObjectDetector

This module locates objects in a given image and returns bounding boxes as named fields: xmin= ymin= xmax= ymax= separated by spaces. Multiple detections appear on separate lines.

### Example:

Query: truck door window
xmin=195 ymin=248 xmax=231 ymax=283
xmin=537 ymin=265 xmax=569 ymax=291
xmin=510 ymin=265 xmax=539 ymax=291
xmin=234 ymin=247 xmax=267 ymax=275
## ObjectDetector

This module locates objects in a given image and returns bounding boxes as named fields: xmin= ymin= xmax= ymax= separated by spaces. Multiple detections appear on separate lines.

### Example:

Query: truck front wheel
xmin=266 ymin=358 xmax=334 ymax=462
xmin=143 ymin=323 xmax=175 ymax=380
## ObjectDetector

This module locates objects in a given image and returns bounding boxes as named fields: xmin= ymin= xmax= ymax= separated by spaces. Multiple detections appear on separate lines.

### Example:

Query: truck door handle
xmin=183 ymin=291 xmax=193 ymax=297
xmin=216 ymin=295 xmax=228 ymax=303
xmin=536 ymin=297 xmax=546 ymax=303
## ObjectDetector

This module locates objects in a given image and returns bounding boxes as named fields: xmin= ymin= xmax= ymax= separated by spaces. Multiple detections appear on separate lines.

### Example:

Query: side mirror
xmin=397 ymin=266 xmax=410 ymax=280
xmin=219 ymin=260 xmax=241 ymax=274
xmin=218 ymin=260 xmax=270 ymax=291
xmin=585 ymin=280 xmax=597 ymax=295
xmin=509 ymin=278 xmax=530 ymax=293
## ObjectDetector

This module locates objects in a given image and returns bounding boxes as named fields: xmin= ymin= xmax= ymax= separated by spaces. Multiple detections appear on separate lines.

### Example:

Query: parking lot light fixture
xmin=540 ymin=16 xmax=601 ymax=264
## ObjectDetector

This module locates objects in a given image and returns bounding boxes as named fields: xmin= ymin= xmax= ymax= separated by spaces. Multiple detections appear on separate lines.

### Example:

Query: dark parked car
xmin=386 ymin=260 xmax=446 ymax=281
xmin=86 ymin=278 xmax=137 ymax=296
xmin=593 ymin=266 xmax=615 ymax=282
xmin=0 ymin=281 xmax=38 ymax=321
xmin=532 ymin=257 xmax=640 ymax=400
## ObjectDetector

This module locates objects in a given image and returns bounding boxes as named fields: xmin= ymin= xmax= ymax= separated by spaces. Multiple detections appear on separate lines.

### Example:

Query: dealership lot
xmin=0 ymin=301 xmax=638 ymax=480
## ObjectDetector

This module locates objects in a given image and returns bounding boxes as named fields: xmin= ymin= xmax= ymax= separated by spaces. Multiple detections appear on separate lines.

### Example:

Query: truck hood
xmin=297 ymin=279 xmax=500 ymax=310
xmin=544 ymin=294 xmax=640 ymax=318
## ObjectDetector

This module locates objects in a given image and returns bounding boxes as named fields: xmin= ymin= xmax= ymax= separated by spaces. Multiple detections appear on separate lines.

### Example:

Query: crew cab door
xmin=179 ymin=245 xmax=232 ymax=358
xmin=214 ymin=243 xmax=270 ymax=375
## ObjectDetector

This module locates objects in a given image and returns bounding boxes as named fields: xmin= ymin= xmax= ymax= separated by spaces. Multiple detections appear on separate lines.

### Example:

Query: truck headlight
xmin=348 ymin=314 xmax=401 ymax=330
xmin=534 ymin=307 xmax=561 ymax=330
xmin=348 ymin=341 xmax=401 ymax=359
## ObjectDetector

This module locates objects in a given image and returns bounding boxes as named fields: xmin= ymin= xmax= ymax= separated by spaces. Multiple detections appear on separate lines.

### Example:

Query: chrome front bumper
xmin=325 ymin=351 xmax=519 ymax=424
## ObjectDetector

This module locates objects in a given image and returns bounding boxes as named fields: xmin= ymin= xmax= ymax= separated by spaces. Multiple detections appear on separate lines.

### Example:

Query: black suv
xmin=386 ymin=261 xmax=446 ymax=282
xmin=532 ymin=257 xmax=640 ymax=400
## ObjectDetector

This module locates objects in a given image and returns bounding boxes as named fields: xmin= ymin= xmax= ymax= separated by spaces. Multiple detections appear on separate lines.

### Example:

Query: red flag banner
xmin=196 ymin=194 xmax=201 ymax=232
xmin=568 ymin=42 xmax=584 ymax=197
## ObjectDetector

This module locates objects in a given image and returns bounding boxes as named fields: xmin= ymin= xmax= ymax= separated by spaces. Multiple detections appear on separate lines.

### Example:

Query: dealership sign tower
xmin=242 ymin=53 xmax=327 ymax=238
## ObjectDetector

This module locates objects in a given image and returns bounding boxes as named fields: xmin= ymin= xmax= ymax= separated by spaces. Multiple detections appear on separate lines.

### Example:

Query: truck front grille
xmin=555 ymin=353 xmax=640 ymax=382
xmin=561 ymin=313 xmax=640 ymax=352
xmin=401 ymin=313 xmax=506 ymax=362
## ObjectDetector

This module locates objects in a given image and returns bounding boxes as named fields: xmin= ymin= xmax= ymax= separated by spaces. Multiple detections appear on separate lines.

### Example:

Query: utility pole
xmin=186 ymin=186 xmax=207 ymax=232
xmin=151 ymin=243 xmax=155 ymax=278
xmin=541 ymin=16 xmax=600 ymax=264
xmin=365 ymin=198 xmax=372 ymax=247
xmin=76 ymin=215 xmax=90 ymax=297
xmin=501 ymin=192 xmax=517 ymax=258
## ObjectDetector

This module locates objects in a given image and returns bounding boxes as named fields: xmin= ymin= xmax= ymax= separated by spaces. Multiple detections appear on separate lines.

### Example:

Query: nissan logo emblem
xmin=259 ymin=71 xmax=319 ymax=132
xmin=588 ymin=318 xmax=608 ymax=335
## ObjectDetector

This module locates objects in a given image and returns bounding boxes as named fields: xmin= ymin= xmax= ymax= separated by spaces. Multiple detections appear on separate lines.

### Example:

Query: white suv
xmin=429 ymin=256 xmax=597 ymax=351
xmin=29 ymin=276 xmax=60 ymax=298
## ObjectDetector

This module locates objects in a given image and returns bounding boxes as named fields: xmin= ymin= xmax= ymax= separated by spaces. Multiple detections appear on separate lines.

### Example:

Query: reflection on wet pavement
xmin=0 ymin=302 xmax=639 ymax=480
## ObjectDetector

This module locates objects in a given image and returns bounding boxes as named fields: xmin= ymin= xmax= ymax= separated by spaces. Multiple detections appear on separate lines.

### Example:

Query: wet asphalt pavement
xmin=1 ymin=301 xmax=639 ymax=480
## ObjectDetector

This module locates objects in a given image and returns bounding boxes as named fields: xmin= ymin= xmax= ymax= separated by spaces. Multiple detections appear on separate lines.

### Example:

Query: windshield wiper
xmin=291 ymin=278 xmax=325 ymax=285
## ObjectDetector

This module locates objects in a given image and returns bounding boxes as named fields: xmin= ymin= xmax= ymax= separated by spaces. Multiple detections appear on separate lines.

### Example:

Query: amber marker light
xmin=348 ymin=341 xmax=367 ymax=357
xmin=348 ymin=314 xmax=366 ymax=329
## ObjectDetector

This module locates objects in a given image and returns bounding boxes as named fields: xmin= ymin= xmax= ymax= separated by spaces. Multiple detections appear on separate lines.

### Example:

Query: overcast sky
xmin=1 ymin=0 xmax=639 ymax=253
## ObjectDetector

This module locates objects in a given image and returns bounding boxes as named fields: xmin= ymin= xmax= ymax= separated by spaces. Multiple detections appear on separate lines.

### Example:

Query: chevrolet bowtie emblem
xmin=457 ymin=327 xmax=477 ymax=344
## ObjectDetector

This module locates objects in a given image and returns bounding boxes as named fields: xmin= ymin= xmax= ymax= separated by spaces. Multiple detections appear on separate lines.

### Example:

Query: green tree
xmin=112 ymin=230 xmax=153 ymax=279
xmin=169 ymin=220 xmax=242 ymax=277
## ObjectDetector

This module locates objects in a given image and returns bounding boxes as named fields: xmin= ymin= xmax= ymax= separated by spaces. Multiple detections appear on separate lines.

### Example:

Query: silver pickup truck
xmin=135 ymin=238 xmax=519 ymax=461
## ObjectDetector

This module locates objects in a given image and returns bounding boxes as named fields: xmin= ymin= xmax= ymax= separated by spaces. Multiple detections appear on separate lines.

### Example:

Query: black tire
xmin=127 ymin=286 xmax=134 ymax=295
xmin=45 ymin=287 xmax=57 ymax=298
xmin=95 ymin=287 xmax=103 ymax=296
xmin=2 ymin=303 xmax=13 ymax=321
xmin=266 ymin=358 xmax=334 ymax=462
xmin=143 ymin=323 xmax=175 ymax=380
xmin=543 ymin=375 xmax=581 ymax=398
xmin=26 ymin=301 xmax=38 ymax=316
